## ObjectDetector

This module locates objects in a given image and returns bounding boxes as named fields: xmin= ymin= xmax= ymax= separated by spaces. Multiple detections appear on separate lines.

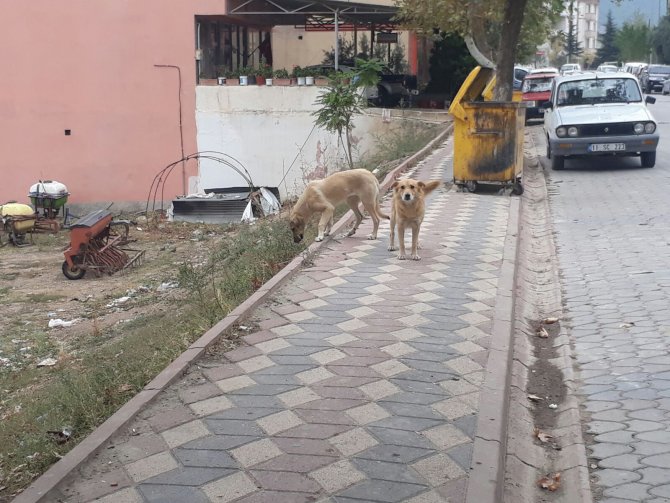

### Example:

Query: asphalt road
xmin=535 ymin=92 xmax=670 ymax=502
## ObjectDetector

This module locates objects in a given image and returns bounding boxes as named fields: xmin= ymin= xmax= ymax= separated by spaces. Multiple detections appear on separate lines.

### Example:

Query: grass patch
xmin=22 ymin=293 xmax=68 ymax=303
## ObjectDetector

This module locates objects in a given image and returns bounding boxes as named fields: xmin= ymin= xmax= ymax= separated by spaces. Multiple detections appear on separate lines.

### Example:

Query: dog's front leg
xmin=397 ymin=223 xmax=407 ymax=260
xmin=316 ymin=208 xmax=334 ymax=242
xmin=410 ymin=222 xmax=421 ymax=260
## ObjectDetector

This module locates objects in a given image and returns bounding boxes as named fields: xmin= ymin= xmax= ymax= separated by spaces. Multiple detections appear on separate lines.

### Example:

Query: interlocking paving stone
xmin=57 ymin=139 xmax=516 ymax=502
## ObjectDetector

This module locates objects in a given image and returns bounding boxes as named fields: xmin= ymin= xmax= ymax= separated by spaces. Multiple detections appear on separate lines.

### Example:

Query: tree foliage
xmin=615 ymin=13 xmax=651 ymax=63
xmin=395 ymin=0 xmax=563 ymax=99
xmin=595 ymin=11 xmax=620 ymax=66
xmin=564 ymin=2 xmax=583 ymax=62
xmin=426 ymin=32 xmax=477 ymax=96
xmin=652 ymin=16 xmax=670 ymax=64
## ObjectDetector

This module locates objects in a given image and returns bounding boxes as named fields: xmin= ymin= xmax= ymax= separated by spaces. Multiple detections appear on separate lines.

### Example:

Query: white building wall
xmin=193 ymin=86 xmax=395 ymax=200
xmin=561 ymin=0 xmax=600 ymax=62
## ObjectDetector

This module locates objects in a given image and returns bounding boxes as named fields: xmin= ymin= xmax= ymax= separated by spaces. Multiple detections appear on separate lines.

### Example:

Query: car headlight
xmin=567 ymin=126 xmax=578 ymax=137
xmin=556 ymin=126 xmax=567 ymax=138
xmin=634 ymin=123 xmax=645 ymax=134
xmin=645 ymin=122 xmax=656 ymax=134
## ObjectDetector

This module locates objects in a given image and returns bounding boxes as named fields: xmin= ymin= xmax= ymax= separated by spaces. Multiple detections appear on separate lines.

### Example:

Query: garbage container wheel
xmin=465 ymin=181 xmax=478 ymax=193
xmin=511 ymin=181 xmax=524 ymax=196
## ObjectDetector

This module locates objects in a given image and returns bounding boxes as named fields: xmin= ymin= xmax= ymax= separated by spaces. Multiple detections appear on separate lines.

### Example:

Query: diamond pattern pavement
xmin=59 ymin=138 xmax=513 ymax=503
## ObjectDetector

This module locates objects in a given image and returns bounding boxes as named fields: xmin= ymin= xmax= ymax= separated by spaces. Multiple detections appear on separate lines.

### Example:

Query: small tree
xmin=312 ymin=60 xmax=382 ymax=169
xmin=652 ymin=15 xmax=670 ymax=64
xmin=595 ymin=11 xmax=620 ymax=66
xmin=565 ymin=12 xmax=583 ymax=63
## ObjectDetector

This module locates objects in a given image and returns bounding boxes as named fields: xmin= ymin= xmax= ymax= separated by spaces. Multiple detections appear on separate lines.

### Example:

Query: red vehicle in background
xmin=521 ymin=70 xmax=558 ymax=123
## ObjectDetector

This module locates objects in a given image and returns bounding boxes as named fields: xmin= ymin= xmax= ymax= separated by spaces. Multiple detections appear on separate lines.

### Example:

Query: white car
xmin=544 ymin=72 xmax=659 ymax=169
xmin=596 ymin=64 xmax=619 ymax=73
xmin=560 ymin=63 xmax=581 ymax=75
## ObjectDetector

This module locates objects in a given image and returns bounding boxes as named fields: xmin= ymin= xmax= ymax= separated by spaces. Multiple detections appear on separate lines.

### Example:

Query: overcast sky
xmin=600 ymin=0 xmax=667 ymax=28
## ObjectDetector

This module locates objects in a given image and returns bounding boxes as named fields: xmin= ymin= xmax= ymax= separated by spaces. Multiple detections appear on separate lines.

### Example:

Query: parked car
xmin=639 ymin=64 xmax=670 ymax=93
xmin=596 ymin=64 xmax=619 ymax=73
xmin=305 ymin=63 xmax=411 ymax=107
xmin=662 ymin=78 xmax=670 ymax=95
xmin=513 ymin=66 xmax=530 ymax=90
xmin=623 ymin=62 xmax=646 ymax=78
xmin=560 ymin=63 xmax=581 ymax=75
xmin=543 ymin=71 xmax=659 ymax=170
xmin=529 ymin=67 xmax=559 ymax=75
xmin=521 ymin=70 xmax=558 ymax=122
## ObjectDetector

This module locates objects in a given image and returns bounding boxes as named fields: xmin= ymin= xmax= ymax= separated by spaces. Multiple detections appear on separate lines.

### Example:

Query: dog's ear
xmin=391 ymin=181 xmax=399 ymax=189
xmin=417 ymin=181 xmax=426 ymax=190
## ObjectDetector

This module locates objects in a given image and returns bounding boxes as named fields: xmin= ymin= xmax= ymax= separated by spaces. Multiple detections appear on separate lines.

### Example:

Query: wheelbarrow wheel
xmin=62 ymin=260 xmax=85 ymax=280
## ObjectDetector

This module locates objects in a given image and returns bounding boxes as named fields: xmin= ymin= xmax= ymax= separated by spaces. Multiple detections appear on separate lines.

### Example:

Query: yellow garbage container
xmin=448 ymin=66 xmax=524 ymax=194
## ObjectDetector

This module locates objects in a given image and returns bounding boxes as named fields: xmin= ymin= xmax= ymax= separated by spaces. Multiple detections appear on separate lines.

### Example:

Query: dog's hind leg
xmin=345 ymin=196 xmax=364 ymax=237
xmin=362 ymin=200 xmax=380 ymax=240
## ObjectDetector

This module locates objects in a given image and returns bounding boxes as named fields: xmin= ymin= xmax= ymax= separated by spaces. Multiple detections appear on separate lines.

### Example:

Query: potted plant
xmin=315 ymin=71 xmax=329 ymax=86
xmin=293 ymin=66 xmax=306 ymax=86
xmin=273 ymin=68 xmax=291 ymax=86
xmin=304 ymin=67 xmax=316 ymax=86
xmin=216 ymin=65 xmax=226 ymax=85
xmin=239 ymin=66 xmax=251 ymax=86
xmin=225 ymin=68 xmax=240 ymax=86
xmin=258 ymin=64 xmax=273 ymax=86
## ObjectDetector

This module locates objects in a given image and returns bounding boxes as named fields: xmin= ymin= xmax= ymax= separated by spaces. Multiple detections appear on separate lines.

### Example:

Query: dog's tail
xmin=422 ymin=180 xmax=442 ymax=195
xmin=375 ymin=201 xmax=390 ymax=220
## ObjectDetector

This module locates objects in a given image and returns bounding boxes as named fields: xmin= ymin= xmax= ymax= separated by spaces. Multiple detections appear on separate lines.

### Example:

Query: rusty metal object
xmin=62 ymin=210 xmax=145 ymax=280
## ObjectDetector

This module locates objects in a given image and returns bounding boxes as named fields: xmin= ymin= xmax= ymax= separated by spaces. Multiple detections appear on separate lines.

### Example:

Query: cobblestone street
xmin=533 ymin=114 xmax=670 ymax=503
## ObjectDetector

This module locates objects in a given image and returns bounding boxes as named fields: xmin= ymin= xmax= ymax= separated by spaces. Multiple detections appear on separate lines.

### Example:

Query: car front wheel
xmin=551 ymin=154 xmax=564 ymax=170
xmin=641 ymin=151 xmax=656 ymax=168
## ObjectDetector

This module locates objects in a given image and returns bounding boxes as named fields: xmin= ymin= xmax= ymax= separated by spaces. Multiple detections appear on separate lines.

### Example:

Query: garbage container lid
xmin=448 ymin=66 xmax=494 ymax=121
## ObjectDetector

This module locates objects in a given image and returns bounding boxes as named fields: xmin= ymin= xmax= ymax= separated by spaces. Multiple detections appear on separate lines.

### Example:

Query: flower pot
xmin=290 ymin=78 xmax=298 ymax=86
xmin=274 ymin=78 xmax=291 ymax=86
xmin=265 ymin=78 xmax=273 ymax=86
xmin=226 ymin=78 xmax=240 ymax=86
xmin=305 ymin=76 xmax=315 ymax=86
xmin=315 ymin=77 xmax=329 ymax=86
xmin=217 ymin=77 xmax=225 ymax=85
xmin=248 ymin=75 xmax=257 ymax=85
xmin=239 ymin=75 xmax=249 ymax=86
xmin=256 ymin=75 xmax=265 ymax=86
xmin=297 ymin=76 xmax=306 ymax=86
xmin=199 ymin=78 xmax=217 ymax=86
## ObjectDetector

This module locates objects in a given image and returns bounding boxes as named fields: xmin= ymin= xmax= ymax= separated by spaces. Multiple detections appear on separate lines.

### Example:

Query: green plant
xmin=273 ymin=68 xmax=289 ymax=79
xmin=354 ymin=58 xmax=383 ymax=88
xmin=258 ymin=64 xmax=273 ymax=78
xmin=239 ymin=66 xmax=253 ymax=76
xmin=312 ymin=72 xmax=363 ymax=169
xmin=224 ymin=68 xmax=239 ymax=79
xmin=292 ymin=66 xmax=304 ymax=78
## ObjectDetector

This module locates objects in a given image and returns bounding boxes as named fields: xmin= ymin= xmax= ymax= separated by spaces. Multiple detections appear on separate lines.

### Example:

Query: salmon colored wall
xmin=0 ymin=0 xmax=223 ymax=206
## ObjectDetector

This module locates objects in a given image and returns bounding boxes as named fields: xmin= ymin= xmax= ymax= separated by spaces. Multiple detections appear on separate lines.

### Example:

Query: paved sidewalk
xmin=54 ymin=140 xmax=514 ymax=503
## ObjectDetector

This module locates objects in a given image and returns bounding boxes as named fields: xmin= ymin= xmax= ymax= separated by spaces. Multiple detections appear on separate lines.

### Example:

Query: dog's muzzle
xmin=402 ymin=193 xmax=413 ymax=201
xmin=294 ymin=234 xmax=304 ymax=243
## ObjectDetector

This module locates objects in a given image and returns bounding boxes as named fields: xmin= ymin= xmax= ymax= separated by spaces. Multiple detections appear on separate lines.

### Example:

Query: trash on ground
xmin=157 ymin=281 xmax=179 ymax=292
xmin=548 ymin=403 xmax=558 ymax=409
xmin=537 ymin=327 xmax=549 ymax=338
xmin=37 ymin=357 xmax=58 ymax=367
xmin=48 ymin=318 xmax=80 ymax=328
xmin=538 ymin=472 xmax=561 ymax=491
xmin=534 ymin=427 xmax=553 ymax=443
xmin=543 ymin=317 xmax=559 ymax=324
xmin=47 ymin=427 xmax=72 ymax=444
xmin=106 ymin=296 xmax=130 ymax=308
xmin=619 ymin=322 xmax=635 ymax=328
xmin=527 ymin=394 xmax=543 ymax=402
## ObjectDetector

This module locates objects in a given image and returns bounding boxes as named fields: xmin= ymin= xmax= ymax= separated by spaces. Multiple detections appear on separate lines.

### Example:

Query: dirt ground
xmin=0 ymin=217 xmax=228 ymax=375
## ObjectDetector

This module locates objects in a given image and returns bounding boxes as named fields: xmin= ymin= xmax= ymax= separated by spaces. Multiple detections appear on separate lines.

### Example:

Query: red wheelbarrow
xmin=62 ymin=210 xmax=145 ymax=280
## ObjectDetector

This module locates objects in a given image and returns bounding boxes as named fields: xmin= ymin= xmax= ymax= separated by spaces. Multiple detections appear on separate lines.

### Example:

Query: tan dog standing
xmin=289 ymin=169 xmax=389 ymax=243
xmin=388 ymin=178 xmax=442 ymax=260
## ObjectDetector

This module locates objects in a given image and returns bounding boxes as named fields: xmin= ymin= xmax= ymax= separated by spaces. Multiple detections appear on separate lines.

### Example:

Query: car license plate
xmin=589 ymin=143 xmax=625 ymax=152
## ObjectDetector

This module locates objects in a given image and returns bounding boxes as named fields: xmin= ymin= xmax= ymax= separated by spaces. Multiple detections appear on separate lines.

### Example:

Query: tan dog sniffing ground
xmin=388 ymin=178 xmax=442 ymax=260
xmin=289 ymin=169 xmax=389 ymax=243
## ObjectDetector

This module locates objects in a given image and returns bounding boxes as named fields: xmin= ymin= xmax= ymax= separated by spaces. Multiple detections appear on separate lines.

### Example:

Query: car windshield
xmin=522 ymin=77 xmax=554 ymax=93
xmin=557 ymin=78 xmax=641 ymax=106
xmin=648 ymin=65 xmax=670 ymax=75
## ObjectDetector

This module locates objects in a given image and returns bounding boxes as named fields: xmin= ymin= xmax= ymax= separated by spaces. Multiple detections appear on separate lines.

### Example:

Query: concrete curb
xmin=14 ymin=123 xmax=454 ymax=503
xmin=501 ymin=131 xmax=592 ymax=503
xmin=465 ymin=193 xmax=522 ymax=503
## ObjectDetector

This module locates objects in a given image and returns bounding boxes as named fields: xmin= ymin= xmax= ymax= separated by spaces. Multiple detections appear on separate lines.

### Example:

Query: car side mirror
xmin=541 ymin=101 xmax=553 ymax=110
xmin=646 ymin=96 xmax=656 ymax=105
